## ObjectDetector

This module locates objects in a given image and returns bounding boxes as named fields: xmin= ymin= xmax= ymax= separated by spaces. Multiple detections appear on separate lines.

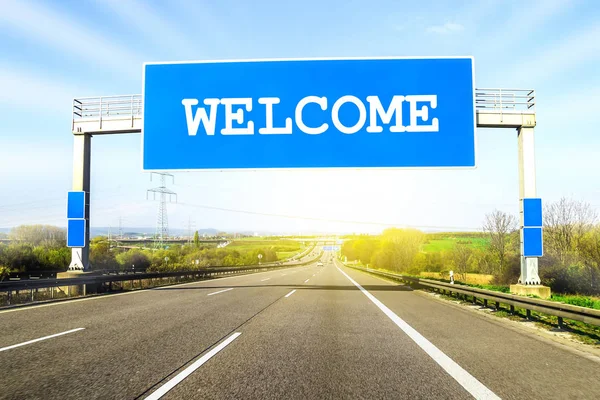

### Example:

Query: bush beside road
xmin=341 ymin=197 xmax=600 ymax=297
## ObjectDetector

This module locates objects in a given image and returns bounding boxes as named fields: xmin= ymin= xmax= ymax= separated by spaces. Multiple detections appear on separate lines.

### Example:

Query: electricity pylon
xmin=147 ymin=173 xmax=177 ymax=248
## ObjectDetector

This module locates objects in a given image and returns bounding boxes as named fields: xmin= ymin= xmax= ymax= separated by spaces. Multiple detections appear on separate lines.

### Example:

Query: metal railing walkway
xmin=71 ymin=89 xmax=536 ymax=135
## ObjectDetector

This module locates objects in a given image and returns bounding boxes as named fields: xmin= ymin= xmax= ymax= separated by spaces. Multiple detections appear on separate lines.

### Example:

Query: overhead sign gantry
xmin=68 ymin=56 xmax=543 ymax=294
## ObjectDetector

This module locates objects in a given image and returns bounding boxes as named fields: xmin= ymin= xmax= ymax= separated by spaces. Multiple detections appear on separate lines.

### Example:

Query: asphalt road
xmin=1 ymin=251 xmax=600 ymax=399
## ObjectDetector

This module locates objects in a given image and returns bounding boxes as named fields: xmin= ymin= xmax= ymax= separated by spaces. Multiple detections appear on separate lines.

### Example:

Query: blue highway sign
xmin=523 ymin=227 xmax=543 ymax=257
xmin=67 ymin=219 xmax=86 ymax=248
xmin=67 ymin=191 xmax=85 ymax=219
xmin=522 ymin=197 xmax=543 ymax=257
xmin=143 ymin=57 xmax=475 ymax=170
xmin=523 ymin=198 xmax=542 ymax=227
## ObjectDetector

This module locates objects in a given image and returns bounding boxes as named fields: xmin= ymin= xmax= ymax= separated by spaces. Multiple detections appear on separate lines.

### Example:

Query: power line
xmin=0 ymin=184 xmax=134 ymax=212
xmin=177 ymin=201 xmax=481 ymax=231
xmin=0 ymin=189 xmax=142 ymax=222
xmin=0 ymin=202 xmax=143 ymax=228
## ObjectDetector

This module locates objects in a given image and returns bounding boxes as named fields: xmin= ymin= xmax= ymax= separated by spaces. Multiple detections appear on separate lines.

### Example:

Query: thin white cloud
xmin=504 ymin=23 xmax=600 ymax=85
xmin=477 ymin=0 xmax=576 ymax=60
xmin=95 ymin=0 xmax=199 ymax=59
xmin=538 ymin=83 xmax=600 ymax=124
xmin=0 ymin=0 xmax=144 ymax=79
xmin=0 ymin=64 xmax=93 ymax=114
xmin=169 ymin=0 xmax=234 ymax=46
xmin=426 ymin=22 xmax=465 ymax=34
xmin=518 ymin=0 xmax=575 ymax=29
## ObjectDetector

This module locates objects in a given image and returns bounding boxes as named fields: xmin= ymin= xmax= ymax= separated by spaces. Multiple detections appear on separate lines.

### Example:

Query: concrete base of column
xmin=57 ymin=271 xmax=95 ymax=296
xmin=510 ymin=284 xmax=551 ymax=299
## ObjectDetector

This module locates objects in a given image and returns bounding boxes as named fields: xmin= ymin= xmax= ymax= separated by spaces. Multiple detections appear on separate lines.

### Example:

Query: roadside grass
xmin=352 ymin=264 xmax=600 ymax=311
xmin=351 ymin=264 xmax=600 ymax=344
xmin=434 ymin=291 xmax=600 ymax=346
xmin=229 ymin=240 xmax=302 ymax=250
xmin=276 ymin=251 xmax=298 ymax=261
xmin=416 ymin=274 xmax=600 ymax=308
xmin=464 ymin=283 xmax=511 ymax=293
xmin=440 ymin=280 xmax=600 ymax=310
xmin=229 ymin=240 xmax=302 ymax=252
xmin=420 ymin=271 xmax=494 ymax=285
xmin=550 ymin=294 xmax=600 ymax=310
xmin=227 ymin=239 xmax=310 ymax=262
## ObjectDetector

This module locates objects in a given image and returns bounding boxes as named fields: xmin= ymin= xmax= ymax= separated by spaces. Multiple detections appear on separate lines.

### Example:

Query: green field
xmin=422 ymin=236 xmax=489 ymax=252
xmin=228 ymin=239 xmax=304 ymax=260
xmin=275 ymin=251 xmax=299 ymax=260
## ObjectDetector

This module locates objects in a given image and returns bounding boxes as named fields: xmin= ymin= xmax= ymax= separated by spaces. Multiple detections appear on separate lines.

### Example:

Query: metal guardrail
xmin=0 ymin=252 xmax=323 ymax=307
xmin=349 ymin=265 xmax=600 ymax=328
xmin=6 ymin=271 xmax=58 ymax=281
xmin=475 ymin=88 xmax=535 ymax=112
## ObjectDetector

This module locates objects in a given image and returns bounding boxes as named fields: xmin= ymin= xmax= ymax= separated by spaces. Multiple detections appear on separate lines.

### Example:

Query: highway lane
xmin=2 ymin=251 xmax=600 ymax=399
xmin=0 ymin=264 xmax=318 ymax=399
xmin=158 ymin=258 xmax=600 ymax=399
xmin=337 ymin=263 xmax=600 ymax=399
xmin=0 ymin=246 xmax=319 ymax=348
xmin=164 ymin=257 xmax=472 ymax=399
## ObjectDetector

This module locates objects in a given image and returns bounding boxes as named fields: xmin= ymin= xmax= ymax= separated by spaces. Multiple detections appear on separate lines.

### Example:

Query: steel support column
xmin=517 ymin=126 xmax=540 ymax=284
xmin=68 ymin=134 xmax=91 ymax=271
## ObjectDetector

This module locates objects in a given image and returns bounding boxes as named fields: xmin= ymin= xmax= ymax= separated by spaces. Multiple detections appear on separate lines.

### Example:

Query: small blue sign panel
xmin=143 ymin=57 xmax=475 ymax=170
xmin=67 ymin=219 xmax=86 ymax=248
xmin=323 ymin=246 xmax=340 ymax=251
xmin=67 ymin=191 xmax=85 ymax=219
xmin=523 ymin=198 xmax=542 ymax=227
xmin=523 ymin=227 xmax=543 ymax=257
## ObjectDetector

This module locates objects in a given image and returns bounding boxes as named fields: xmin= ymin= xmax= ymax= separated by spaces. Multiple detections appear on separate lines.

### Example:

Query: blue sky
xmin=0 ymin=0 xmax=599 ymax=234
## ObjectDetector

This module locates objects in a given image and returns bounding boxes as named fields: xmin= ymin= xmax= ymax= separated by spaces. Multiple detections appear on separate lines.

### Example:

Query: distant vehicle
xmin=317 ymin=262 xmax=323 ymax=267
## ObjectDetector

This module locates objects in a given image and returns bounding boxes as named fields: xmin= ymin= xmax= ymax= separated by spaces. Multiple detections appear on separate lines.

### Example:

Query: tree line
xmin=89 ymin=237 xmax=282 ymax=272
xmin=0 ymin=226 xmax=298 ymax=279
xmin=0 ymin=225 xmax=70 ymax=278
xmin=3 ymin=197 xmax=599 ymax=295
xmin=341 ymin=198 xmax=600 ymax=295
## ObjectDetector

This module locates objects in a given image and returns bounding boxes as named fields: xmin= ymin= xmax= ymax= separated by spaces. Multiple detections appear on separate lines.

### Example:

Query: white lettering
xmin=181 ymin=98 xmax=220 ymax=136
xmin=366 ymin=95 xmax=405 ymax=133
xmin=183 ymin=94 xmax=441 ymax=137
xmin=331 ymin=95 xmax=367 ymax=134
xmin=405 ymin=95 xmax=439 ymax=132
xmin=295 ymin=96 xmax=328 ymax=135
xmin=221 ymin=98 xmax=254 ymax=135
xmin=258 ymin=98 xmax=292 ymax=134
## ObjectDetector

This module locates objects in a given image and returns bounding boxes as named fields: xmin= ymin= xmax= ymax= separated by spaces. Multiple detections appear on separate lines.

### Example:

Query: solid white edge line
xmin=336 ymin=266 xmax=500 ymax=400
xmin=285 ymin=289 xmax=297 ymax=298
xmin=0 ymin=328 xmax=85 ymax=352
xmin=145 ymin=332 xmax=242 ymax=400
xmin=207 ymin=288 xmax=233 ymax=296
